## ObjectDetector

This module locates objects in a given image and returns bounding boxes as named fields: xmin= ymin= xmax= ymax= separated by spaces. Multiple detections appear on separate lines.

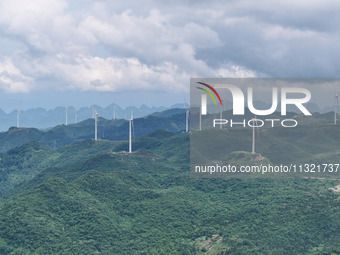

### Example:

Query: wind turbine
xmin=335 ymin=94 xmax=339 ymax=125
xmin=75 ymin=113 xmax=78 ymax=124
xmin=16 ymin=108 xmax=21 ymax=128
xmin=113 ymin=104 xmax=116 ymax=120
xmin=186 ymin=109 xmax=189 ymax=133
xmin=251 ymin=115 xmax=260 ymax=154
xmin=65 ymin=107 xmax=68 ymax=126
xmin=184 ymin=98 xmax=189 ymax=133
xmin=94 ymin=111 xmax=98 ymax=140
xmin=219 ymin=99 xmax=225 ymax=129
xmin=199 ymin=105 xmax=202 ymax=131
xmin=199 ymin=93 xmax=207 ymax=131
xmin=92 ymin=102 xmax=95 ymax=119
xmin=129 ymin=109 xmax=134 ymax=153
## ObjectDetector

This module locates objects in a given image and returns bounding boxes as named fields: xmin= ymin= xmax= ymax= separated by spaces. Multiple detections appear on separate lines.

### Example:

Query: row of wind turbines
xmin=87 ymin=105 xmax=134 ymax=154
xmin=14 ymin=94 xmax=340 ymax=155
xmin=196 ymin=93 xmax=340 ymax=155
xmin=16 ymin=104 xmax=135 ymax=153
xmin=64 ymin=104 xmax=116 ymax=126
xmin=195 ymin=92 xmax=340 ymax=155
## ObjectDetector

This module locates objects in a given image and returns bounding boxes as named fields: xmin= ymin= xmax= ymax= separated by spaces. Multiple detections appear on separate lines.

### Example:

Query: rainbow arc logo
xmin=196 ymin=82 xmax=222 ymax=106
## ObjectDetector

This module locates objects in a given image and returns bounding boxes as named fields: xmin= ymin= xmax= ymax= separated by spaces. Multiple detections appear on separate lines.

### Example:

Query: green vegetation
xmin=0 ymin=112 xmax=187 ymax=153
xmin=0 ymin=119 xmax=339 ymax=254
xmin=191 ymin=124 xmax=340 ymax=167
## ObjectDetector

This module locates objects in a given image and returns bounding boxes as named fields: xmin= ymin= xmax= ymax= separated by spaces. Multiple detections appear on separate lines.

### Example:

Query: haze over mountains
xmin=0 ymin=108 xmax=189 ymax=153
xmin=0 ymin=105 xmax=337 ymax=154
xmin=0 ymin=100 xmax=335 ymax=132
xmin=0 ymin=103 xmax=188 ymax=132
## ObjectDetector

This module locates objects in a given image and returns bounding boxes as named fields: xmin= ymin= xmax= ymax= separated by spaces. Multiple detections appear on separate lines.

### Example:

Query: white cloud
xmin=216 ymin=64 xmax=257 ymax=78
xmin=30 ymin=55 xmax=189 ymax=92
xmin=0 ymin=0 xmax=73 ymax=52
xmin=0 ymin=58 xmax=33 ymax=93
xmin=0 ymin=0 xmax=339 ymax=96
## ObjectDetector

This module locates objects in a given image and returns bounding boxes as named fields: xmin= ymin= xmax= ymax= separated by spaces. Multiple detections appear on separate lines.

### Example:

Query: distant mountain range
xmin=195 ymin=101 xmax=329 ymax=115
xmin=0 ymin=108 xmax=187 ymax=153
xmin=0 ymin=106 xmax=337 ymax=154
xmin=0 ymin=101 xmax=336 ymax=132
xmin=0 ymin=117 xmax=339 ymax=254
xmin=0 ymin=103 xmax=189 ymax=132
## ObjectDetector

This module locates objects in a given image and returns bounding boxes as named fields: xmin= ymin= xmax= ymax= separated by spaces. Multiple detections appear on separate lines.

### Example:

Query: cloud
xmin=50 ymin=55 xmax=189 ymax=92
xmin=216 ymin=64 xmax=257 ymax=78
xmin=0 ymin=58 xmax=33 ymax=93
xmin=0 ymin=0 xmax=340 ymax=95
xmin=0 ymin=0 xmax=73 ymax=53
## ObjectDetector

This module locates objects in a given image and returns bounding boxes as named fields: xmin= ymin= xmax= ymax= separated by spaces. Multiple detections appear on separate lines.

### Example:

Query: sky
xmin=0 ymin=0 xmax=340 ymax=111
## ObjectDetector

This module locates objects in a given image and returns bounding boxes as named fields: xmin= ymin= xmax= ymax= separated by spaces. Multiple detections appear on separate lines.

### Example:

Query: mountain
xmin=149 ymin=108 xmax=186 ymax=117
xmin=0 ymin=130 xmax=188 ymax=197
xmin=0 ymin=101 xmax=333 ymax=132
xmin=0 ymin=104 xmax=187 ymax=132
xmin=3 ymin=116 xmax=340 ymax=197
xmin=0 ymin=110 xmax=187 ymax=153
xmin=0 ymin=130 xmax=339 ymax=254
xmin=0 ymin=115 xmax=340 ymax=254
xmin=191 ymin=124 xmax=340 ymax=165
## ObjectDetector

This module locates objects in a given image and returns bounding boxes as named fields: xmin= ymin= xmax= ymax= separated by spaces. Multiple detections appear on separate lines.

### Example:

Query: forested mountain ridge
xmin=0 ymin=114 xmax=339 ymax=254
xmin=0 ymin=109 xmax=187 ymax=153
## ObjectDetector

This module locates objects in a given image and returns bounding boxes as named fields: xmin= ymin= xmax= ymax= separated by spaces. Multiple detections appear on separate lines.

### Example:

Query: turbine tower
xmin=335 ymin=94 xmax=339 ymax=125
xmin=94 ymin=111 xmax=98 ymax=140
xmin=199 ymin=94 xmax=207 ymax=131
xmin=16 ymin=108 xmax=21 ymax=128
xmin=129 ymin=109 xmax=133 ymax=153
xmin=184 ymin=98 xmax=189 ymax=133
xmin=75 ymin=113 xmax=78 ymax=124
xmin=113 ymin=104 xmax=116 ymax=120
xmin=219 ymin=99 xmax=224 ymax=129
xmin=251 ymin=116 xmax=260 ymax=154
xmin=92 ymin=102 xmax=95 ymax=119
xmin=252 ymin=117 xmax=255 ymax=154
xmin=199 ymin=105 xmax=202 ymax=131
xmin=65 ymin=107 xmax=68 ymax=126
xmin=186 ymin=109 xmax=189 ymax=133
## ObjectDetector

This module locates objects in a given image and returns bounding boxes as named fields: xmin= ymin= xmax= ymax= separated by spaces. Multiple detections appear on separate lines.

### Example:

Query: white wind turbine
xmin=16 ymin=108 xmax=21 ymax=128
xmin=129 ymin=109 xmax=134 ymax=153
xmin=184 ymin=98 xmax=189 ymax=133
xmin=251 ymin=115 xmax=260 ymax=154
xmin=65 ymin=107 xmax=68 ymax=126
xmin=199 ymin=105 xmax=202 ymax=131
xmin=219 ymin=99 xmax=225 ymax=129
xmin=92 ymin=102 xmax=95 ymax=119
xmin=199 ymin=94 xmax=206 ymax=131
xmin=249 ymin=88 xmax=261 ymax=154
xmin=186 ymin=108 xmax=189 ymax=133
xmin=335 ymin=94 xmax=339 ymax=125
xmin=113 ymin=104 xmax=116 ymax=120
xmin=94 ymin=111 xmax=98 ymax=140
